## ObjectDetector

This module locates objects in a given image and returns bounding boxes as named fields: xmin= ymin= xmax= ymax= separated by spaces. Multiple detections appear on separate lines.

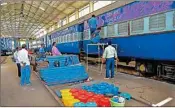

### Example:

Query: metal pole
xmin=86 ymin=44 xmax=88 ymax=71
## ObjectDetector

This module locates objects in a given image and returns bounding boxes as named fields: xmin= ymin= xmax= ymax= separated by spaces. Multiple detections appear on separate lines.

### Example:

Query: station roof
xmin=1 ymin=1 xmax=89 ymax=38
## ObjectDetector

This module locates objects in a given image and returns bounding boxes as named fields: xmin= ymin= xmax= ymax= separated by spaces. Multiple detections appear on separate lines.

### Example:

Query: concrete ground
xmin=1 ymin=56 xmax=175 ymax=107
xmin=0 ymin=56 xmax=58 ymax=106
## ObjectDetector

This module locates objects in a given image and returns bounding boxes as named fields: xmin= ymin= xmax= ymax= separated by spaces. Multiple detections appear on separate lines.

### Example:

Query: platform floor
xmin=0 ymin=56 xmax=58 ymax=106
xmin=1 ymin=56 xmax=175 ymax=106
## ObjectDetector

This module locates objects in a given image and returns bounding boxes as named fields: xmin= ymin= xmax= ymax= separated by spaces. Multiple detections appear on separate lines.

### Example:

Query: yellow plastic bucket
xmin=60 ymin=89 xmax=70 ymax=94
xmin=61 ymin=92 xmax=72 ymax=97
xmin=62 ymin=96 xmax=74 ymax=106
xmin=67 ymin=99 xmax=80 ymax=106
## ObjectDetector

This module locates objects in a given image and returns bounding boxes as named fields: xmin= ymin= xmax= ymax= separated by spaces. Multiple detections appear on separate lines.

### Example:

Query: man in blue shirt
xmin=91 ymin=27 xmax=101 ymax=44
xmin=39 ymin=43 xmax=45 ymax=58
xmin=88 ymin=15 xmax=97 ymax=36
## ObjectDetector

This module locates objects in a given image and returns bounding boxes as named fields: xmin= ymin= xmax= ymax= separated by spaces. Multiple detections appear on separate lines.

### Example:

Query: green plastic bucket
xmin=110 ymin=98 xmax=125 ymax=107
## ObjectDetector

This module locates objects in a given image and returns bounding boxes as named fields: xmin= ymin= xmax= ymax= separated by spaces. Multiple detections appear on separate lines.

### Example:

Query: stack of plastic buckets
xmin=60 ymin=89 xmax=80 ymax=106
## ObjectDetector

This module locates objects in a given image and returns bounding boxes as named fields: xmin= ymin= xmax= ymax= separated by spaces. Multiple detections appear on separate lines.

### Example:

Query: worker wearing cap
xmin=88 ymin=14 xmax=97 ymax=37
xmin=102 ymin=40 xmax=119 ymax=79
xmin=18 ymin=44 xmax=31 ymax=86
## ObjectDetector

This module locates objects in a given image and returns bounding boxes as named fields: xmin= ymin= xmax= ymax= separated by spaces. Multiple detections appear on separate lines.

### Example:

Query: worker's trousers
xmin=20 ymin=65 xmax=31 ymax=86
xmin=16 ymin=63 xmax=21 ymax=77
xmin=106 ymin=57 xmax=115 ymax=78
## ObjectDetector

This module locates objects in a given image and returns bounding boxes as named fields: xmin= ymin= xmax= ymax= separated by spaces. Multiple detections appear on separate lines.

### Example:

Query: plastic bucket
xmin=60 ymin=89 xmax=70 ymax=94
xmin=67 ymin=99 xmax=80 ymax=106
xmin=78 ymin=95 xmax=88 ymax=103
xmin=110 ymin=98 xmax=125 ymax=107
xmin=86 ymin=92 xmax=95 ymax=98
xmin=62 ymin=96 xmax=74 ymax=106
xmin=99 ymin=98 xmax=110 ymax=107
xmin=61 ymin=92 xmax=72 ymax=97
xmin=72 ymin=92 xmax=79 ymax=99
xmin=78 ymin=90 xmax=88 ymax=95
xmin=70 ymin=88 xmax=79 ymax=93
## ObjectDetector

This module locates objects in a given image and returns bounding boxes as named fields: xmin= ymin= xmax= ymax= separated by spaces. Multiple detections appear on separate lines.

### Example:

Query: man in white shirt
xmin=102 ymin=40 xmax=119 ymax=79
xmin=18 ymin=44 xmax=31 ymax=86
xmin=14 ymin=47 xmax=21 ymax=77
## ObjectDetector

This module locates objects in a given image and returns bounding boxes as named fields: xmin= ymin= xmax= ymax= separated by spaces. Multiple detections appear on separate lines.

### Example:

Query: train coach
xmin=44 ymin=1 xmax=175 ymax=79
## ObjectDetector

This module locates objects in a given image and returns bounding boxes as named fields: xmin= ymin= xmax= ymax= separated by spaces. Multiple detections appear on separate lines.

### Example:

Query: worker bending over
xmin=18 ymin=44 xmax=31 ymax=86
xmin=102 ymin=40 xmax=119 ymax=79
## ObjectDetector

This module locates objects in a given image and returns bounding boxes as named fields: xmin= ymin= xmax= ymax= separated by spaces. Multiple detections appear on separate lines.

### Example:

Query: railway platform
xmin=1 ymin=56 xmax=174 ymax=107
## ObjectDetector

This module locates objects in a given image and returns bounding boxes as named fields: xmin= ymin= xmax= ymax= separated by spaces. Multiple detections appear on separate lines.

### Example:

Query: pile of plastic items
xmin=81 ymin=82 xmax=119 ymax=96
xmin=39 ymin=65 xmax=88 ymax=86
xmin=57 ymin=82 xmax=131 ymax=107
xmin=46 ymin=55 xmax=80 ymax=68
xmin=38 ymin=55 xmax=88 ymax=86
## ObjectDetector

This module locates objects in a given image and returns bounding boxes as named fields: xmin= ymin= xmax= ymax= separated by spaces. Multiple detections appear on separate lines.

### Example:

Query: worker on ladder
xmin=91 ymin=27 xmax=101 ymax=44
xmin=102 ymin=40 xmax=119 ymax=79
xmin=88 ymin=14 xmax=97 ymax=37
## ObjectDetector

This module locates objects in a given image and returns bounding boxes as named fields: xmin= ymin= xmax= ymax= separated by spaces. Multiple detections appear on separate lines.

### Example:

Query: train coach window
xmin=99 ymin=27 xmax=105 ymax=38
xmin=118 ymin=21 xmax=128 ymax=36
xmin=61 ymin=36 xmax=64 ymax=43
xmin=74 ymin=33 xmax=78 ymax=41
xmin=131 ymin=18 xmax=144 ymax=34
xmin=149 ymin=13 xmax=166 ymax=31
xmin=83 ymin=30 xmax=90 ymax=40
xmin=107 ymin=24 xmax=115 ymax=37
xmin=64 ymin=35 xmax=66 ymax=43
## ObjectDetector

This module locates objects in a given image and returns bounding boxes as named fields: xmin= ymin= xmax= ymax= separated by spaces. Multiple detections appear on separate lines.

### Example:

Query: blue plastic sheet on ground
xmin=38 ymin=55 xmax=88 ymax=86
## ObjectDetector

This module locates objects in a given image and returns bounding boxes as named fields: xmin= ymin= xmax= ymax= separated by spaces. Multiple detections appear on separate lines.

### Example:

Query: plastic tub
xmin=110 ymin=98 xmax=125 ymax=107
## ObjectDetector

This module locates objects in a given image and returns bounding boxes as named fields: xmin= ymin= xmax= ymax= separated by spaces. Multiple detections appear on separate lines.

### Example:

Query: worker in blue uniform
xmin=102 ymin=40 xmax=119 ymax=79
xmin=88 ymin=14 xmax=97 ymax=36
xmin=91 ymin=27 xmax=101 ymax=44
xmin=38 ymin=43 xmax=46 ymax=59
xmin=39 ymin=43 xmax=45 ymax=54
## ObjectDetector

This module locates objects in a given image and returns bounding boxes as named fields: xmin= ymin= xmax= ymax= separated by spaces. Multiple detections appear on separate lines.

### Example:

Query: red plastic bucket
xmin=86 ymin=92 xmax=95 ymax=98
xmin=78 ymin=90 xmax=88 ymax=95
xmin=70 ymin=88 xmax=79 ymax=93
xmin=78 ymin=95 xmax=88 ymax=103
xmin=99 ymin=97 xmax=110 ymax=107
xmin=93 ymin=94 xmax=104 ymax=99
xmin=87 ymin=97 xmax=99 ymax=106
xmin=72 ymin=92 xmax=79 ymax=99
